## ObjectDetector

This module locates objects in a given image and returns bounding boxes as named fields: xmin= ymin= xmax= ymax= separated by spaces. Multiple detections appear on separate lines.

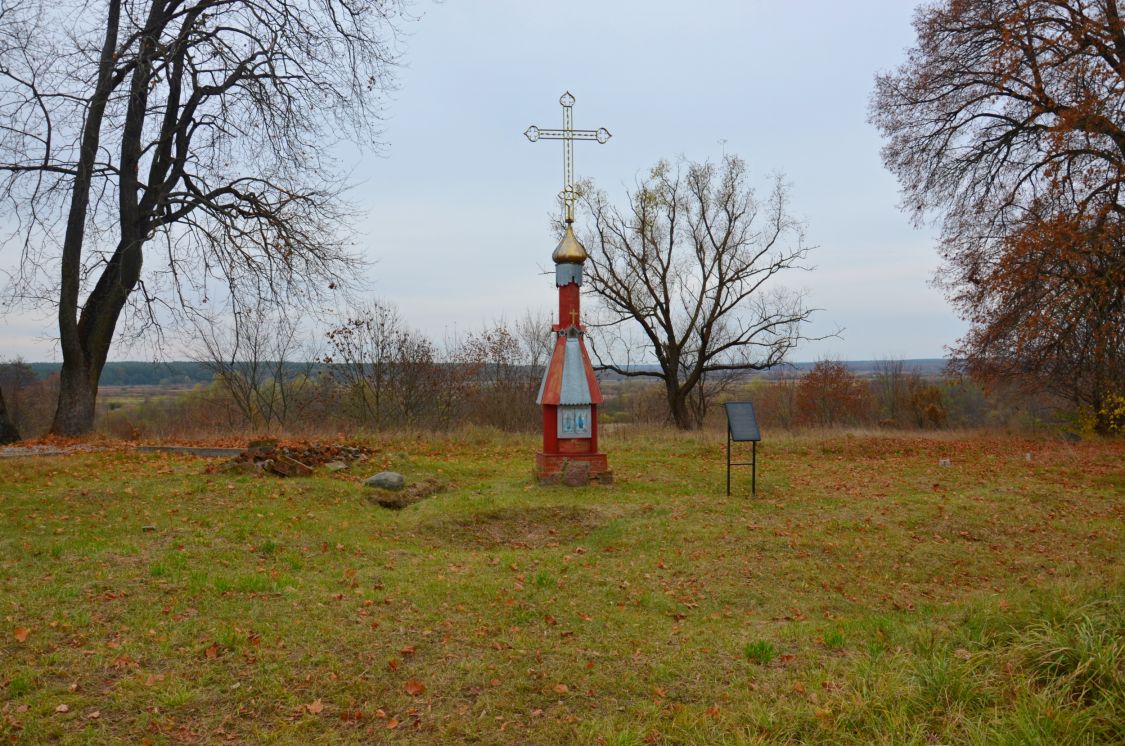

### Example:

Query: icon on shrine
xmin=525 ymin=92 xmax=613 ymax=484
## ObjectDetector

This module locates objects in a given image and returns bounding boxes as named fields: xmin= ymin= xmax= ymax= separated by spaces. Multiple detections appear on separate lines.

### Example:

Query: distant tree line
xmin=605 ymin=358 xmax=1078 ymax=433
xmin=3 ymin=346 xmax=1101 ymax=440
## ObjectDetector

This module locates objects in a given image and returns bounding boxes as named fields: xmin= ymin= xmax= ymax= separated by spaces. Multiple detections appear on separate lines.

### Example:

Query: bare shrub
xmin=748 ymin=372 xmax=800 ymax=430
xmin=192 ymin=310 xmax=319 ymax=432
xmin=324 ymin=301 xmax=448 ymax=429
xmin=454 ymin=320 xmax=546 ymax=432
xmin=0 ymin=360 xmax=56 ymax=438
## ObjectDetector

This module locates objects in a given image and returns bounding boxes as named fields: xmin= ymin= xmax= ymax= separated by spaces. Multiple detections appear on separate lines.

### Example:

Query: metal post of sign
xmin=752 ymin=440 xmax=756 ymax=495
xmin=723 ymin=401 xmax=761 ymax=498
xmin=726 ymin=426 xmax=732 ymax=496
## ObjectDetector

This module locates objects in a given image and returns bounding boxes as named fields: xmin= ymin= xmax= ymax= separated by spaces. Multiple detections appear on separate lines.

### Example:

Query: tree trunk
xmin=0 ymin=387 xmax=21 ymax=444
xmin=665 ymin=380 xmax=697 ymax=430
xmin=51 ymin=359 xmax=99 ymax=436
xmin=51 ymin=0 xmax=122 ymax=437
xmin=50 ymin=238 xmax=143 ymax=436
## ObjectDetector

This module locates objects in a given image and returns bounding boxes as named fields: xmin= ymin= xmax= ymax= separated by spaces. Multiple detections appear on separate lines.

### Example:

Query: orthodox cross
xmin=524 ymin=91 xmax=611 ymax=223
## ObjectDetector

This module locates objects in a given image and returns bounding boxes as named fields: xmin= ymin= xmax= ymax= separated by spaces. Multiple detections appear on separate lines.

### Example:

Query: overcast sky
xmin=0 ymin=0 xmax=967 ymax=362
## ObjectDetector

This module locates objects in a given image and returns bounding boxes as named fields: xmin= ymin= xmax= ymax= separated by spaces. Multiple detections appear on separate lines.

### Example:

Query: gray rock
xmin=365 ymin=471 xmax=406 ymax=491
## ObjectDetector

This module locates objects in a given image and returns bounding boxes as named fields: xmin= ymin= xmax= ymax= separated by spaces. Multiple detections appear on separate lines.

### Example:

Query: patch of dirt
xmin=420 ymin=505 xmax=608 ymax=549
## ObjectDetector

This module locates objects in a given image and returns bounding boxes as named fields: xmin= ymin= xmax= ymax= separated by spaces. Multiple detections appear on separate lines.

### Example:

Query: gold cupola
xmin=551 ymin=221 xmax=588 ymax=264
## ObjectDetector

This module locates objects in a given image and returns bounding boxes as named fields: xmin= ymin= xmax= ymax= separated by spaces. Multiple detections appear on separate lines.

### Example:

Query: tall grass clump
xmin=816 ymin=586 xmax=1124 ymax=744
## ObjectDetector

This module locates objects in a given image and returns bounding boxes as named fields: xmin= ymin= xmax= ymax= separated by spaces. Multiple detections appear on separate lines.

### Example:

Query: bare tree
xmin=0 ymin=0 xmax=406 ymax=435
xmin=580 ymin=155 xmax=820 ymax=429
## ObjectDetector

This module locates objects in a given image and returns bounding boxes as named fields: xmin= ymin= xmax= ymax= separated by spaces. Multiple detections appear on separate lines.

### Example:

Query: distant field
xmin=98 ymin=385 xmax=200 ymax=408
xmin=1 ymin=430 xmax=1121 ymax=744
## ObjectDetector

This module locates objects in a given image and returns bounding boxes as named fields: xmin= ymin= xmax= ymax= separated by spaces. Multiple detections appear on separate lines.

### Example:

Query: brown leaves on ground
xmin=13 ymin=627 xmax=30 ymax=643
xmin=403 ymin=680 xmax=426 ymax=696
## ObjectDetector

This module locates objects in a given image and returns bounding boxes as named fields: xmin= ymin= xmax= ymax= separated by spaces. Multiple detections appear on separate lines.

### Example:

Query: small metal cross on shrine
xmin=524 ymin=91 xmax=611 ymax=223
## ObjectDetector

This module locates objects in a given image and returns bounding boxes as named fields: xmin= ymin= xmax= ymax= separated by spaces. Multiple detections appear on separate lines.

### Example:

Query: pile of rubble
xmin=216 ymin=439 xmax=374 ymax=477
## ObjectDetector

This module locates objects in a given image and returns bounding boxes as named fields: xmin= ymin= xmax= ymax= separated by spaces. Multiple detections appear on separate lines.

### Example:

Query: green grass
xmin=1 ymin=428 xmax=1122 ymax=743
xmin=744 ymin=640 xmax=777 ymax=665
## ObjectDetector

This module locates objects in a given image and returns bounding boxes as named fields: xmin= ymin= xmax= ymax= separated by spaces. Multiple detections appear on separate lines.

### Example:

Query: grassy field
xmin=1 ymin=429 xmax=1122 ymax=744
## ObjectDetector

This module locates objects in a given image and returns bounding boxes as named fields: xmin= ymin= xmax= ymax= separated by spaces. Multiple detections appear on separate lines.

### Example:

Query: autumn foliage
xmin=794 ymin=360 xmax=873 ymax=428
xmin=872 ymin=0 xmax=1125 ymax=432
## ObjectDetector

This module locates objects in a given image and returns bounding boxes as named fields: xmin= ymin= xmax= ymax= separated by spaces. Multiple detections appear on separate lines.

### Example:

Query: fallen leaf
xmin=204 ymin=643 xmax=219 ymax=659
xmin=403 ymin=679 xmax=426 ymax=697
xmin=305 ymin=699 xmax=324 ymax=715
xmin=55 ymin=704 xmax=69 ymax=713
xmin=553 ymin=683 xmax=569 ymax=694
xmin=400 ymin=646 xmax=416 ymax=656
xmin=86 ymin=710 xmax=101 ymax=720
xmin=14 ymin=627 xmax=30 ymax=643
xmin=386 ymin=718 xmax=400 ymax=729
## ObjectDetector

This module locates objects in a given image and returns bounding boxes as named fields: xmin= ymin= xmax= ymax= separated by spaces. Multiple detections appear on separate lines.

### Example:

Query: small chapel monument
xmin=525 ymin=92 xmax=613 ymax=485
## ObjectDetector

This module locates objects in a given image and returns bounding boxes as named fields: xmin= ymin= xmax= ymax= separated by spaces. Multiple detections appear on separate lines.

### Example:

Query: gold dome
xmin=552 ymin=222 xmax=588 ymax=264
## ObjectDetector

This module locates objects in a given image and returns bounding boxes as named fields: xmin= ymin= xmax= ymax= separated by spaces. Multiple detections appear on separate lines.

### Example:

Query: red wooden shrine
xmin=534 ymin=221 xmax=612 ymax=483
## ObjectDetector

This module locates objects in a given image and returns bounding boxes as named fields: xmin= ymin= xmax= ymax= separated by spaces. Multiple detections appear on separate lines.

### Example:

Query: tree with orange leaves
xmin=872 ymin=0 xmax=1125 ymax=432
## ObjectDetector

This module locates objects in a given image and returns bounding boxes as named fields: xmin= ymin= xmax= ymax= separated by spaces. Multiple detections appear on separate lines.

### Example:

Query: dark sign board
xmin=724 ymin=402 xmax=760 ymax=442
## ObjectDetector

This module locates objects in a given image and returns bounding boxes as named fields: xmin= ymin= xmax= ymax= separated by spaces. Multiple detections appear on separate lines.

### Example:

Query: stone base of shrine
xmin=535 ymin=452 xmax=613 ymax=486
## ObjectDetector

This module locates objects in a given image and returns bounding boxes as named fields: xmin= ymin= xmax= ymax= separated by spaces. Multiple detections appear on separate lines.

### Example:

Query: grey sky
xmin=1 ymin=0 xmax=967 ymax=362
